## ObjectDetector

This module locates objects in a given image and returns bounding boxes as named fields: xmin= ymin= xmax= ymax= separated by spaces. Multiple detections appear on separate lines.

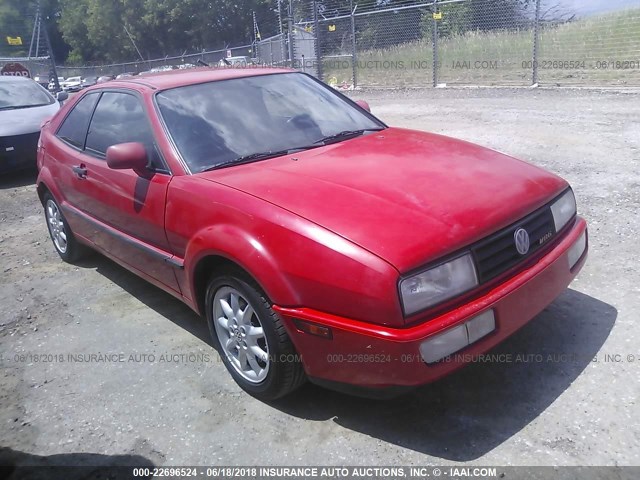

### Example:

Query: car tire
xmin=43 ymin=192 xmax=85 ymax=263
xmin=205 ymin=270 xmax=306 ymax=400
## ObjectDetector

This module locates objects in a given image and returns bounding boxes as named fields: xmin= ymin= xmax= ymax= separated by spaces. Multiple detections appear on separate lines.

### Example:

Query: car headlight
xmin=550 ymin=189 xmax=576 ymax=232
xmin=400 ymin=253 xmax=478 ymax=316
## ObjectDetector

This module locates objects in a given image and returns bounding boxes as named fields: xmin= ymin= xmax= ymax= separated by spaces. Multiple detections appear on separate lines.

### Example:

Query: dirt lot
xmin=1 ymin=87 xmax=639 ymax=469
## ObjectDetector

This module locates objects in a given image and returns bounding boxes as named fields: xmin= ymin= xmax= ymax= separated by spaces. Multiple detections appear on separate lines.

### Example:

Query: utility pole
xmin=41 ymin=9 xmax=61 ymax=91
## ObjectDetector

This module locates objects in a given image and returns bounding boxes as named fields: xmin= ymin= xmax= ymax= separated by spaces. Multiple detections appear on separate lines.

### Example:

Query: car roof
xmin=103 ymin=67 xmax=295 ymax=91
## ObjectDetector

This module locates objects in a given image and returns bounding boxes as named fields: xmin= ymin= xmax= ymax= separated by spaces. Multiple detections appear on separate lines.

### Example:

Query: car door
xmin=54 ymin=90 xmax=180 ymax=293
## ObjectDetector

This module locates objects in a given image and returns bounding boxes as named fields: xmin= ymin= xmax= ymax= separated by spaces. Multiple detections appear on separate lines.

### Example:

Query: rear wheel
xmin=205 ymin=271 xmax=305 ymax=400
xmin=43 ymin=192 xmax=85 ymax=263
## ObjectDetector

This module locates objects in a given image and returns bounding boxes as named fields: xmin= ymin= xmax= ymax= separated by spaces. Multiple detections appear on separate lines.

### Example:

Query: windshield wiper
xmin=202 ymin=148 xmax=299 ymax=172
xmin=312 ymin=128 xmax=384 ymax=146
xmin=200 ymin=129 xmax=383 ymax=172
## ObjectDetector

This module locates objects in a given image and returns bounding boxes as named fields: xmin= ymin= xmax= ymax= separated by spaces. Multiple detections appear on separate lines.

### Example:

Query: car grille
xmin=0 ymin=132 xmax=40 ymax=170
xmin=471 ymin=205 xmax=556 ymax=283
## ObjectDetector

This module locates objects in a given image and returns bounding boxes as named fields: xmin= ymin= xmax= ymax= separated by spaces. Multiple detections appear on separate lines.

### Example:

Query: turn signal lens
xmin=293 ymin=319 xmax=333 ymax=339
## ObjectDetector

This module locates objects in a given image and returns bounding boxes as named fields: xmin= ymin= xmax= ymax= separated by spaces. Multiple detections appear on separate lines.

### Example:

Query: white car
xmin=0 ymin=77 xmax=66 ymax=172
xmin=61 ymin=76 xmax=83 ymax=92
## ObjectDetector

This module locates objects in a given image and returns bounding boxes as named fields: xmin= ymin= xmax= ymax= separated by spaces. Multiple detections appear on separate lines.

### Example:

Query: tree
xmin=55 ymin=0 xmax=274 ymax=63
xmin=0 ymin=0 xmax=36 ymax=58
xmin=466 ymin=0 xmax=534 ymax=31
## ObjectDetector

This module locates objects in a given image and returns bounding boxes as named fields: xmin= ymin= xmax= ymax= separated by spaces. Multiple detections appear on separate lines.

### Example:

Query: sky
xmin=557 ymin=0 xmax=640 ymax=15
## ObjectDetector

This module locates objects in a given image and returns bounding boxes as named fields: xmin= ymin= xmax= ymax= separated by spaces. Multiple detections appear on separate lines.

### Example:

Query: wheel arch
xmin=192 ymin=255 xmax=249 ymax=316
xmin=189 ymin=251 xmax=299 ymax=318
xmin=36 ymin=165 xmax=63 ymax=207
xmin=36 ymin=181 xmax=50 ymax=205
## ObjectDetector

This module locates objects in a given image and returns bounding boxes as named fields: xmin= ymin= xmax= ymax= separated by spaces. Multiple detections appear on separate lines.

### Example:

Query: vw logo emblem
xmin=514 ymin=228 xmax=530 ymax=255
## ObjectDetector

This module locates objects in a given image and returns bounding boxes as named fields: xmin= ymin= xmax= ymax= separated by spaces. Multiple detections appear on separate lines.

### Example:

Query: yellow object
xmin=328 ymin=24 xmax=336 ymax=32
xmin=433 ymin=12 xmax=443 ymax=20
xmin=6 ymin=36 xmax=23 ymax=46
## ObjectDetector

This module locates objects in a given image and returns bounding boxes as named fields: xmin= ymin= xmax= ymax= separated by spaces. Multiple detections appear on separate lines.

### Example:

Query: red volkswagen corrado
xmin=37 ymin=68 xmax=588 ymax=399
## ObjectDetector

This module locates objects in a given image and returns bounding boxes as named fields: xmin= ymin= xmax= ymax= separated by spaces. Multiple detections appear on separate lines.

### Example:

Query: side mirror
xmin=56 ymin=91 xmax=68 ymax=102
xmin=106 ymin=142 xmax=148 ymax=171
xmin=355 ymin=100 xmax=371 ymax=113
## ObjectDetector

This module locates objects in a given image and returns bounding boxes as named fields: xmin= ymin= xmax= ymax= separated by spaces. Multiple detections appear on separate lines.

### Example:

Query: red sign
xmin=1 ymin=62 xmax=31 ymax=78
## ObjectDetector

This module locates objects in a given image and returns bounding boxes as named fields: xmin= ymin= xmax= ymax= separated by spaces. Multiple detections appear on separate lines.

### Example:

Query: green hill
xmin=323 ymin=8 xmax=640 ymax=87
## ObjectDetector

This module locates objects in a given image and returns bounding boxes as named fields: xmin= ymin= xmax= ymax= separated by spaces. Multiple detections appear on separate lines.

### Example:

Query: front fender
xmin=184 ymin=222 xmax=301 ymax=306
xmin=167 ymin=176 xmax=404 ymax=327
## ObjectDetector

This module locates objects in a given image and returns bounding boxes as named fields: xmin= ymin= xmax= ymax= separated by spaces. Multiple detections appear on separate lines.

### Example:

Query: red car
xmin=37 ymin=68 xmax=588 ymax=399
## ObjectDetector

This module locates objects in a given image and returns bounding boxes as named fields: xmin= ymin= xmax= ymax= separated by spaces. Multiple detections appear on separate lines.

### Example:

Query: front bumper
xmin=275 ymin=216 xmax=588 ymax=390
xmin=0 ymin=132 xmax=39 ymax=173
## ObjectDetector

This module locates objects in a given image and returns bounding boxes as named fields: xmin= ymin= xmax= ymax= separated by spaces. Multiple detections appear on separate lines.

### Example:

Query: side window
xmin=85 ymin=92 xmax=164 ymax=170
xmin=56 ymin=93 xmax=99 ymax=148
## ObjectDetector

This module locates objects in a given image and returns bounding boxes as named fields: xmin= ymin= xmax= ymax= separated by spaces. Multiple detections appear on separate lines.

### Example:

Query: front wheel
xmin=205 ymin=272 xmax=305 ymax=400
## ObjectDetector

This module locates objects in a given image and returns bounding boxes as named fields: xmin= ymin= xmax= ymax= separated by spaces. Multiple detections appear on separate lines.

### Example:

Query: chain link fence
xmin=537 ymin=5 xmax=640 ymax=86
xmin=306 ymin=0 xmax=640 ymax=89
xmin=3 ymin=0 xmax=639 ymax=89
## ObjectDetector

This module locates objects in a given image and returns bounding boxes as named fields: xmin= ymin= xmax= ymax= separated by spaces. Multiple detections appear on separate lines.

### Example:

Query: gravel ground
xmin=0 ymin=87 xmax=639 ymax=470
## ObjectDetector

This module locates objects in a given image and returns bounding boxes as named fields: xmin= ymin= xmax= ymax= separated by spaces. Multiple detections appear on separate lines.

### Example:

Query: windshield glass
xmin=0 ymin=79 xmax=54 ymax=109
xmin=156 ymin=72 xmax=384 ymax=172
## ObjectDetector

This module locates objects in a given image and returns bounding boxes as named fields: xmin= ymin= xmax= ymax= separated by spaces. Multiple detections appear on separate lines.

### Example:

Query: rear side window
xmin=56 ymin=93 xmax=99 ymax=148
xmin=85 ymin=92 xmax=155 ymax=156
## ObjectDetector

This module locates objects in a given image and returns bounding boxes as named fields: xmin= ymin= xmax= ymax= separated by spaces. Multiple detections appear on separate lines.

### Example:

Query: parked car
xmin=115 ymin=72 xmax=137 ymax=79
xmin=0 ymin=76 xmax=66 ymax=173
xmin=33 ymin=75 xmax=49 ymax=88
xmin=61 ymin=76 xmax=83 ymax=92
xmin=217 ymin=56 xmax=252 ymax=67
xmin=148 ymin=65 xmax=178 ymax=73
xmin=96 ymin=75 xmax=114 ymax=84
xmin=81 ymin=76 xmax=98 ymax=88
xmin=36 ymin=68 xmax=588 ymax=399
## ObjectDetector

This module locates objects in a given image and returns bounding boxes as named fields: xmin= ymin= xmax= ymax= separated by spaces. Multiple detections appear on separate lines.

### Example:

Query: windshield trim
xmin=152 ymin=71 xmax=387 ymax=175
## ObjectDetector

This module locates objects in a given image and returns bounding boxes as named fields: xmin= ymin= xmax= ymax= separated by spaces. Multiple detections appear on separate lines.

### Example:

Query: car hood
xmin=199 ymin=128 xmax=567 ymax=272
xmin=0 ymin=102 xmax=59 ymax=136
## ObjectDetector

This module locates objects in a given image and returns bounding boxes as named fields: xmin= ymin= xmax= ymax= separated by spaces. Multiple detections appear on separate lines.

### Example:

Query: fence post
xmin=313 ymin=0 xmax=323 ymax=80
xmin=350 ymin=1 xmax=358 ymax=88
xmin=431 ymin=0 xmax=439 ymax=87
xmin=287 ymin=0 xmax=295 ymax=67
xmin=532 ymin=0 xmax=541 ymax=85
xmin=278 ymin=0 xmax=286 ymax=66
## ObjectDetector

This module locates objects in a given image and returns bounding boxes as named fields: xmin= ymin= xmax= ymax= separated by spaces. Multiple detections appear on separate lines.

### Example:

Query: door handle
xmin=72 ymin=165 xmax=87 ymax=179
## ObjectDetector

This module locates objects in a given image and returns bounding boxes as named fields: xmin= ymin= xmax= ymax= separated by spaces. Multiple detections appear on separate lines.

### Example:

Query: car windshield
xmin=0 ymin=79 xmax=54 ymax=110
xmin=156 ymin=72 xmax=385 ymax=173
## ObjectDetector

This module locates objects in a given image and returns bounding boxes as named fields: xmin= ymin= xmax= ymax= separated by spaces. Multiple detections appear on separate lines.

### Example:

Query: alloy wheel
xmin=213 ymin=286 xmax=270 ymax=383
